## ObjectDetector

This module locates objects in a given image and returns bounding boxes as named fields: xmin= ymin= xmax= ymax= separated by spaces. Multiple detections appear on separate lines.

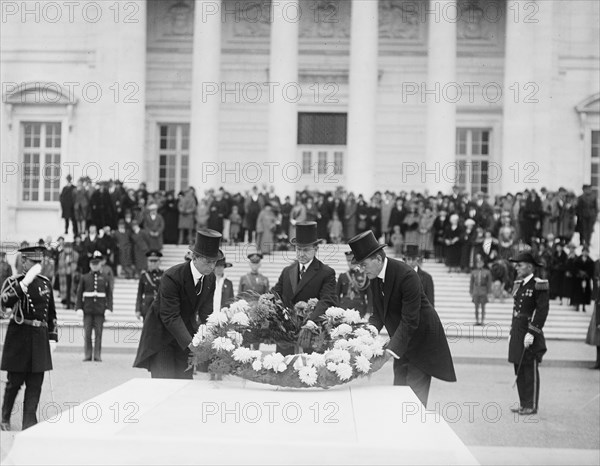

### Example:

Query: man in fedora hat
xmin=134 ymin=229 xmax=222 ymax=378
xmin=214 ymin=257 xmax=234 ymax=313
xmin=1 ymin=246 xmax=58 ymax=431
xmin=508 ymin=251 xmax=549 ymax=415
xmin=135 ymin=250 xmax=164 ymax=320
xmin=271 ymin=221 xmax=337 ymax=355
xmin=404 ymin=245 xmax=435 ymax=307
xmin=348 ymin=231 xmax=456 ymax=406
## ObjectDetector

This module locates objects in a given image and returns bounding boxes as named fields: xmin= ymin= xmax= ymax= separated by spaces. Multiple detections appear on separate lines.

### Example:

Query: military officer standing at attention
xmin=135 ymin=250 xmax=164 ymax=320
xmin=508 ymin=251 xmax=549 ymax=415
xmin=238 ymin=248 xmax=270 ymax=298
xmin=76 ymin=251 xmax=113 ymax=362
xmin=1 ymin=246 xmax=58 ymax=431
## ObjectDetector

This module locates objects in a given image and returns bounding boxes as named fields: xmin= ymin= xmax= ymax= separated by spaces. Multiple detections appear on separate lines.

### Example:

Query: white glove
xmin=76 ymin=309 xmax=84 ymax=317
xmin=524 ymin=333 xmax=534 ymax=348
xmin=22 ymin=263 xmax=42 ymax=286
xmin=49 ymin=341 xmax=57 ymax=354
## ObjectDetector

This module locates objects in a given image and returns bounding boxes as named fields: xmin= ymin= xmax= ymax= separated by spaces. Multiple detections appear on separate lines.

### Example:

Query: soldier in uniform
xmin=135 ymin=250 xmax=164 ymax=320
xmin=508 ymin=251 xmax=550 ymax=415
xmin=238 ymin=250 xmax=270 ymax=298
xmin=0 ymin=246 xmax=58 ymax=431
xmin=76 ymin=251 xmax=113 ymax=362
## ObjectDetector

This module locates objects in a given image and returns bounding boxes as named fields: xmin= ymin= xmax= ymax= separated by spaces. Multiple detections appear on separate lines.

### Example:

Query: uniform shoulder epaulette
xmin=534 ymin=278 xmax=549 ymax=290
xmin=38 ymin=274 xmax=50 ymax=282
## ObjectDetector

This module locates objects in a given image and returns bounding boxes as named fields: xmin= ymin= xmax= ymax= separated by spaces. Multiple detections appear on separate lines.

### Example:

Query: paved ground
xmin=1 ymin=349 xmax=598 ymax=465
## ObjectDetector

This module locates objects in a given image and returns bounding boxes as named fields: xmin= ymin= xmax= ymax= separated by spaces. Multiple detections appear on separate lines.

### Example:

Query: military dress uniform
xmin=508 ymin=273 xmax=549 ymax=413
xmin=136 ymin=268 xmax=163 ymax=319
xmin=1 ymin=249 xmax=58 ymax=430
xmin=76 ymin=259 xmax=113 ymax=361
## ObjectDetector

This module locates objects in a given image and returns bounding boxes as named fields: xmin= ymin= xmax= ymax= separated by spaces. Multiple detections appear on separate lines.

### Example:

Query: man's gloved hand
xmin=49 ymin=341 xmax=57 ymax=354
xmin=524 ymin=333 xmax=534 ymax=348
xmin=76 ymin=309 xmax=84 ymax=318
xmin=22 ymin=263 xmax=42 ymax=286
xmin=135 ymin=312 xmax=142 ymax=320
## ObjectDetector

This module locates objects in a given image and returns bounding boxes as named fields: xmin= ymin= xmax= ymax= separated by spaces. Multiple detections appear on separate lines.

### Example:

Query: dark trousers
xmin=514 ymin=355 xmax=540 ymax=410
xmin=579 ymin=217 xmax=594 ymax=246
xmin=149 ymin=341 xmax=193 ymax=379
xmin=393 ymin=357 xmax=432 ymax=407
xmin=1 ymin=371 xmax=45 ymax=429
xmin=64 ymin=216 xmax=78 ymax=236
xmin=83 ymin=313 xmax=105 ymax=360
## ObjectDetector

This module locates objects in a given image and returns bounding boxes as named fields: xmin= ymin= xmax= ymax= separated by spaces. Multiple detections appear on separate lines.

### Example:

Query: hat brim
xmin=508 ymin=257 xmax=542 ymax=267
xmin=351 ymin=244 xmax=387 ymax=265
xmin=189 ymin=248 xmax=225 ymax=262
xmin=290 ymin=238 xmax=323 ymax=247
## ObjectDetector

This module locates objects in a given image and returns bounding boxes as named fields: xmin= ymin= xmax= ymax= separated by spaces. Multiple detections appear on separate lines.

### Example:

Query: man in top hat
xmin=271 ymin=221 xmax=337 ymax=355
xmin=134 ymin=229 xmax=222 ymax=378
xmin=135 ymin=250 xmax=164 ymax=320
xmin=238 ymin=249 xmax=270 ymax=298
xmin=214 ymin=257 xmax=234 ymax=313
xmin=336 ymin=251 xmax=370 ymax=317
xmin=403 ymin=245 xmax=435 ymax=307
xmin=76 ymin=251 xmax=113 ymax=362
xmin=508 ymin=251 xmax=549 ymax=415
xmin=1 ymin=246 xmax=58 ymax=431
xmin=348 ymin=231 xmax=456 ymax=406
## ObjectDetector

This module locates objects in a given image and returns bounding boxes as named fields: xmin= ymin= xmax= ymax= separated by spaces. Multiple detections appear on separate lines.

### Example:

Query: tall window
xmin=158 ymin=124 xmax=189 ymax=192
xmin=21 ymin=122 xmax=61 ymax=202
xmin=456 ymin=128 xmax=491 ymax=195
xmin=297 ymin=113 xmax=347 ymax=176
xmin=591 ymin=130 xmax=599 ymax=198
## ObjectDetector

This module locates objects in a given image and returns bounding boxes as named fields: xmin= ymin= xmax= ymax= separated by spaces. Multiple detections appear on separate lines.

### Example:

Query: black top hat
xmin=18 ymin=246 xmax=45 ymax=262
xmin=189 ymin=229 xmax=224 ymax=261
xmin=146 ymin=250 xmax=163 ymax=259
xmin=404 ymin=244 xmax=420 ymax=259
xmin=509 ymin=251 xmax=542 ymax=267
xmin=348 ymin=231 xmax=386 ymax=263
xmin=290 ymin=221 xmax=322 ymax=246
xmin=216 ymin=258 xmax=233 ymax=268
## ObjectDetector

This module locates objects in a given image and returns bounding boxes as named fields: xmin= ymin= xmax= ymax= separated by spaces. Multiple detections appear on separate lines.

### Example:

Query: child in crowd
xmin=228 ymin=205 xmax=242 ymax=244
xmin=469 ymin=254 xmax=492 ymax=326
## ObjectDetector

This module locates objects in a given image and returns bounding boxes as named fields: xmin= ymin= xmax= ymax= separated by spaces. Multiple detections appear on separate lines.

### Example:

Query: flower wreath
xmin=188 ymin=294 xmax=391 ymax=388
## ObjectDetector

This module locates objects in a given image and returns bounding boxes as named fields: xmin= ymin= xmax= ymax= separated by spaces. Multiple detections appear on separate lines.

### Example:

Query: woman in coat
xmin=256 ymin=204 xmax=277 ymax=255
xmin=572 ymin=247 xmax=595 ymax=312
xmin=289 ymin=198 xmax=307 ymax=241
xmin=418 ymin=206 xmax=436 ymax=258
xmin=177 ymin=188 xmax=197 ymax=245
xmin=159 ymin=191 xmax=179 ymax=245
xmin=443 ymin=214 xmax=463 ymax=273
xmin=344 ymin=193 xmax=357 ymax=240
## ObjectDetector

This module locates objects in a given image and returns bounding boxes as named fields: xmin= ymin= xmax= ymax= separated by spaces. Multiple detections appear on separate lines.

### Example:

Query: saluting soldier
xmin=238 ymin=250 xmax=270 ymax=298
xmin=76 ymin=251 xmax=113 ymax=362
xmin=1 ymin=246 xmax=58 ymax=431
xmin=508 ymin=251 xmax=550 ymax=415
xmin=135 ymin=250 xmax=164 ymax=320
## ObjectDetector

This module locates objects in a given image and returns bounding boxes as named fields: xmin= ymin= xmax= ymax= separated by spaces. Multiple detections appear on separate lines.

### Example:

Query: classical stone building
xmin=1 ymin=0 xmax=599 ymax=241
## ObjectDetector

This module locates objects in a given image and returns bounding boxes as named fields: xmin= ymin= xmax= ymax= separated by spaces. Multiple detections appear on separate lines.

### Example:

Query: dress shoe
xmin=518 ymin=408 xmax=537 ymax=415
xmin=94 ymin=358 xmax=102 ymax=362
xmin=82 ymin=357 xmax=92 ymax=362
xmin=0 ymin=421 xmax=10 ymax=431
xmin=510 ymin=406 xmax=521 ymax=413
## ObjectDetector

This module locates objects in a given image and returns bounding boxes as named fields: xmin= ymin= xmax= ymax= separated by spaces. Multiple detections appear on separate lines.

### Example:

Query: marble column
xmin=346 ymin=0 xmax=379 ymax=198
xmin=190 ymin=0 xmax=222 ymax=190
xmin=266 ymin=0 xmax=299 ymax=199
xmin=425 ymin=0 xmax=457 ymax=193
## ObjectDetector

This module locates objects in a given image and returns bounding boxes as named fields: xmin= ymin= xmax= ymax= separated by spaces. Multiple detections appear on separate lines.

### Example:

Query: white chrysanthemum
xmin=230 ymin=312 xmax=250 ymax=326
xmin=206 ymin=311 xmax=229 ymax=327
xmin=226 ymin=330 xmax=243 ymax=346
xmin=212 ymin=337 xmax=235 ymax=352
xmin=262 ymin=353 xmax=287 ymax=372
xmin=342 ymin=309 xmax=362 ymax=324
xmin=354 ymin=355 xmax=371 ymax=374
xmin=330 ymin=323 xmax=353 ymax=339
xmin=357 ymin=334 xmax=375 ymax=345
xmin=298 ymin=366 xmax=318 ymax=386
xmin=252 ymin=359 xmax=262 ymax=371
xmin=251 ymin=350 xmax=263 ymax=360
xmin=229 ymin=300 xmax=249 ymax=313
xmin=326 ymin=362 xmax=338 ymax=372
xmin=293 ymin=356 xmax=305 ymax=371
xmin=333 ymin=339 xmax=351 ymax=350
xmin=366 ymin=324 xmax=379 ymax=337
xmin=353 ymin=328 xmax=371 ymax=338
xmin=325 ymin=307 xmax=345 ymax=319
xmin=232 ymin=347 xmax=254 ymax=363
xmin=325 ymin=349 xmax=351 ymax=364
xmin=191 ymin=324 xmax=209 ymax=346
xmin=357 ymin=345 xmax=374 ymax=360
xmin=335 ymin=362 xmax=353 ymax=381
xmin=372 ymin=340 xmax=386 ymax=357
xmin=306 ymin=352 xmax=326 ymax=368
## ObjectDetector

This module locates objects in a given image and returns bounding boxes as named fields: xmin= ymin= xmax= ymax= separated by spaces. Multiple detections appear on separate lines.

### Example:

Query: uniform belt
xmin=19 ymin=318 xmax=48 ymax=328
xmin=83 ymin=292 xmax=106 ymax=298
